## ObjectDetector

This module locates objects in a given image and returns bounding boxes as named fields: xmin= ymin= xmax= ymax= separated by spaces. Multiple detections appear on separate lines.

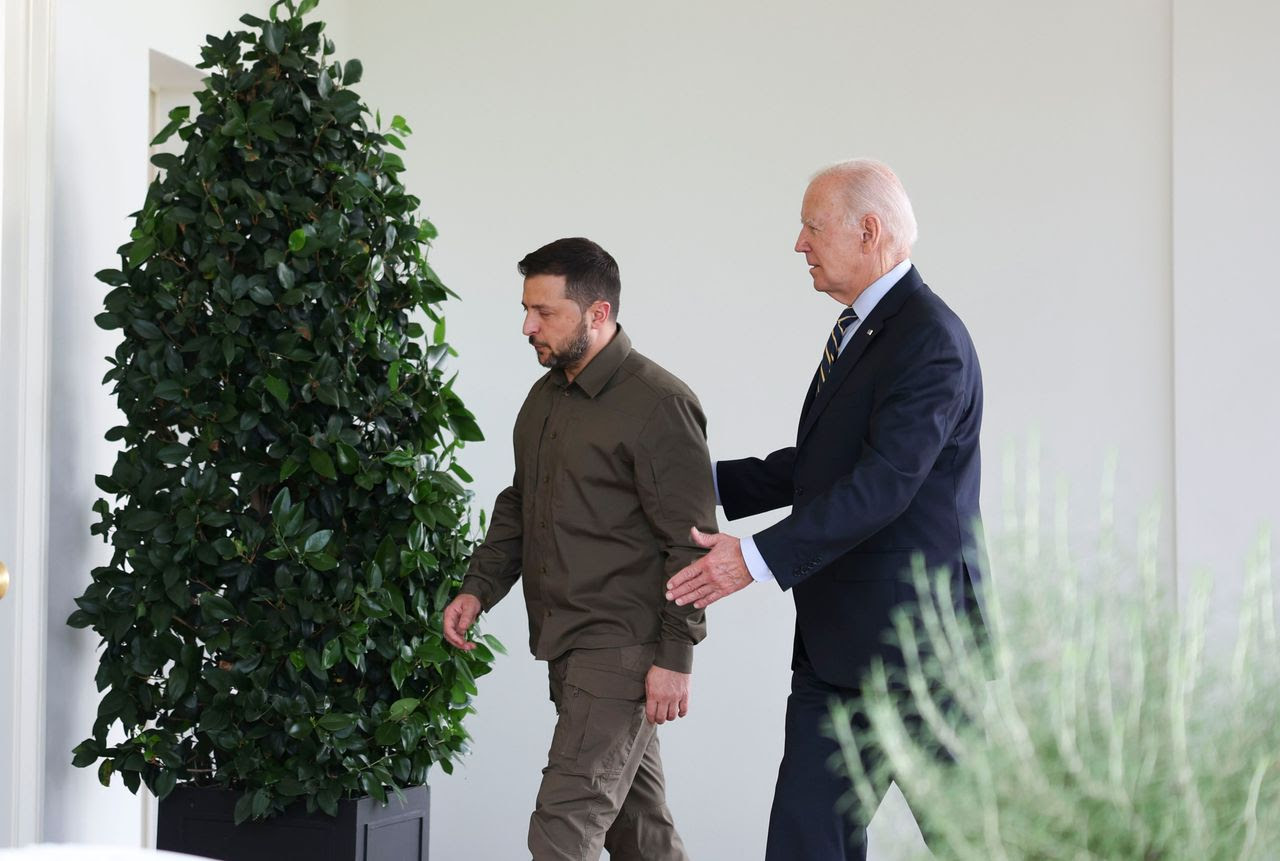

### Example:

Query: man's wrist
xmin=654 ymin=640 xmax=694 ymax=674
xmin=457 ymin=577 xmax=491 ymax=610
xmin=739 ymin=536 xmax=776 ymax=583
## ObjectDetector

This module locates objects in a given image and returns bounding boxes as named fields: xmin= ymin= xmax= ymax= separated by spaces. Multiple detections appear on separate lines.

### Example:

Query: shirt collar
xmin=552 ymin=324 xmax=632 ymax=398
xmin=850 ymin=258 xmax=912 ymax=321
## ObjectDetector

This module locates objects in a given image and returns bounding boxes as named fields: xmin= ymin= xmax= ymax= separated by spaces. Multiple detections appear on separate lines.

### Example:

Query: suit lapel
xmin=795 ymin=267 xmax=925 ymax=446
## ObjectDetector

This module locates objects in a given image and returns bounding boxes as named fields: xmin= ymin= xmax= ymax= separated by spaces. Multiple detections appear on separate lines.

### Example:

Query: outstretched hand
xmin=664 ymin=527 xmax=753 ymax=609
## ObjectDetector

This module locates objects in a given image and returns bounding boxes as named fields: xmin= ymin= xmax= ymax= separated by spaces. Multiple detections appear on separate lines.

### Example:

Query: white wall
xmin=45 ymin=0 xmax=353 ymax=845
xmin=345 ymin=2 xmax=1175 ymax=858
xmin=1171 ymin=0 xmax=1280 ymax=644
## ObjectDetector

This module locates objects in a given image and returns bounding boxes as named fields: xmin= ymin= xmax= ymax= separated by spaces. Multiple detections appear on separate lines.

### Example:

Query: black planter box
xmin=157 ymin=784 xmax=429 ymax=861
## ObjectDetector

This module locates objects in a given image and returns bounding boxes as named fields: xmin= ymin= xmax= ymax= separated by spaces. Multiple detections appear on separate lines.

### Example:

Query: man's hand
xmin=442 ymin=593 xmax=482 ymax=650
xmin=665 ymin=527 xmax=753 ymax=609
xmin=645 ymin=665 xmax=691 ymax=725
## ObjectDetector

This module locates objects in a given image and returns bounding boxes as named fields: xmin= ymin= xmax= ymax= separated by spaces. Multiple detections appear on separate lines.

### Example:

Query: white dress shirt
xmin=722 ymin=259 xmax=913 ymax=583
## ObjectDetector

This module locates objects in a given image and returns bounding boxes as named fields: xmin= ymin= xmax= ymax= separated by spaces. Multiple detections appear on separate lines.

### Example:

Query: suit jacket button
xmin=795 ymin=485 xmax=805 ymax=496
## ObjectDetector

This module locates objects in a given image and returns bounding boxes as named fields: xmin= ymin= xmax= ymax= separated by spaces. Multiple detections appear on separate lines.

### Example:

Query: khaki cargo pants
xmin=528 ymin=644 xmax=689 ymax=861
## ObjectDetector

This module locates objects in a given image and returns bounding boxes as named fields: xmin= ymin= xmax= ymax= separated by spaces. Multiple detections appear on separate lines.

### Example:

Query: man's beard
xmin=532 ymin=318 xmax=591 ymax=369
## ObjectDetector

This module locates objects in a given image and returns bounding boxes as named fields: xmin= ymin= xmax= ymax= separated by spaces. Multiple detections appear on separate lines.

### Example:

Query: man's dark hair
xmin=517 ymin=237 xmax=621 ymax=320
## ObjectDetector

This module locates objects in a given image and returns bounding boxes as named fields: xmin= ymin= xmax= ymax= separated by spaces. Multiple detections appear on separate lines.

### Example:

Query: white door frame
xmin=1 ymin=0 xmax=53 ymax=847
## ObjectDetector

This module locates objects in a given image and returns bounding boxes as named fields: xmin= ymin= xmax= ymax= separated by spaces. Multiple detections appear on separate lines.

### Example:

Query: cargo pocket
xmin=548 ymin=684 xmax=591 ymax=766
xmin=576 ymin=695 xmax=646 ymax=778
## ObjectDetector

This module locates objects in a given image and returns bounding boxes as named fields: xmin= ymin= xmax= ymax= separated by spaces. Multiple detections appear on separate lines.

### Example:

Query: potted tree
xmin=66 ymin=2 xmax=499 ymax=858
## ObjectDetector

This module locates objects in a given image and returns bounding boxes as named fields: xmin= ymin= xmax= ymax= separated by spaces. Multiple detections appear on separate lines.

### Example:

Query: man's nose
xmin=522 ymin=312 xmax=537 ymax=337
xmin=794 ymin=231 xmax=809 ymax=253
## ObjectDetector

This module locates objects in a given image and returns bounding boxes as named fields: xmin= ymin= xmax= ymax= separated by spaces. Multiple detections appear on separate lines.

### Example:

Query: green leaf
xmin=233 ymin=792 xmax=253 ymax=825
xmin=153 ymin=380 xmax=184 ymax=401
xmin=149 ymin=106 xmax=189 ymax=145
xmin=248 ymin=284 xmax=275 ymax=305
xmin=481 ymin=634 xmax=508 ymax=655
xmin=154 ymin=769 xmax=177 ymax=800
xmin=309 ymin=448 xmax=336 ymax=480
xmin=128 ymin=236 xmax=156 ymax=267
xmin=316 ymin=790 xmax=338 ymax=817
xmin=71 ymin=739 xmax=102 ymax=768
xmin=201 ymin=593 xmax=236 ymax=622
xmin=156 ymin=443 xmax=189 ymax=464
xmin=262 ymin=21 xmax=285 ymax=54
xmin=264 ymin=375 xmax=289 ymax=407
xmin=167 ymin=665 xmax=190 ymax=702
xmin=124 ymin=509 xmax=166 ymax=531
xmin=335 ymin=442 xmax=359 ymax=475
xmin=306 ymin=553 xmax=338 ymax=572
xmin=388 ymin=698 xmax=420 ymax=721
xmin=304 ymin=529 xmax=333 ymax=553
xmin=317 ymin=713 xmax=354 ymax=732
xmin=448 ymin=413 xmax=484 ymax=442
xmin=270 ymin=487 xmax=292 ymax=520
xmin=276 ymin=262 xmax=296 ymax=290
xmin=322 ymin=637 xmax=343 ymax=669
xmin=130 ymin=319 xmax=162 ymax=340
xmin=390 ymin=659 xmax=408 ymax=690
xmin=343 ymin=59 xmax=363 ymax=85
xmin=288 ymin=228 xmax=307 ymax=253
xmin=383 ymin=450 xmax=415 ymax=468
xmin=387 ymin=360 xmax=401 ymax=392
xmin=297 ymin=0 xmax=319 ymax=15
xmin=169 ymin=206 xmax=198 ymax=224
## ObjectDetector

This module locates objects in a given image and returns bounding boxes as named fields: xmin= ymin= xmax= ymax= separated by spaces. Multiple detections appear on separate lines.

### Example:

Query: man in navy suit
xmin=666 ymin=159 xmax=986 ymax=860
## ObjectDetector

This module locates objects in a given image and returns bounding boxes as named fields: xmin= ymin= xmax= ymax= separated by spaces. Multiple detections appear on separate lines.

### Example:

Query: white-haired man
xmin=666 ymin=159 xmax=988 ymax=859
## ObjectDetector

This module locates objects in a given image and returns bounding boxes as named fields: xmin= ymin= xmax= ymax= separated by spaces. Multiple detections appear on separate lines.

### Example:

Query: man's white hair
xmin=812 ymin=158 xmax=918 ymax=252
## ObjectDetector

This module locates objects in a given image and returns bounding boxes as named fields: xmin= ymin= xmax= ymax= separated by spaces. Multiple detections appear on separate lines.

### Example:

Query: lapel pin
xmin=866 ymin=328 xmax=875 ymax=335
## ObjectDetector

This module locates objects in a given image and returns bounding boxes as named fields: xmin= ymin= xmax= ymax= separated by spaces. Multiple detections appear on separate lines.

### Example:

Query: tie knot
xmin=835 ymin=305 xmax=858 ymax=333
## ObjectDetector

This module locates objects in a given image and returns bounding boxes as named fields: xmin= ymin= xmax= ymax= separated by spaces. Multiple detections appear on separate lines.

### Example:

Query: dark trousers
xmin=765 ymin=658 xmax=934 ymax=861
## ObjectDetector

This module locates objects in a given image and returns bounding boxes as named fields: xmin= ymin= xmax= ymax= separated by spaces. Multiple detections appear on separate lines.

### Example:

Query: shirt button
xmin=550 ymin=431 xmax=558 ymax=439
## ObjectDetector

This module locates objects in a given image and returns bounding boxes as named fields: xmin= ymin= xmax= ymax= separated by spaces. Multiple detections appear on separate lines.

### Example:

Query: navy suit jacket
xmin=717 ymin=266 xmax=987 ymax=689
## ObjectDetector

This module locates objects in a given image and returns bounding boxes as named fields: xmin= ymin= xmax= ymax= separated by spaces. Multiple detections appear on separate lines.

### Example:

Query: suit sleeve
xmin=459 ymin=478 xmax=523 ymax=611
xmin=715 ymin=447 xmax=797 ymax=520
xmin=634 ymin=394 xmax=717 ymax=673
xmin=754 ymin=322 xmax=972 ymax=589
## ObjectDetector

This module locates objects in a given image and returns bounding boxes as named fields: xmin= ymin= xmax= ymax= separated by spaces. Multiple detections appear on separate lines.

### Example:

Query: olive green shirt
xmin=460 ymin=326 xmax=715 ymax=673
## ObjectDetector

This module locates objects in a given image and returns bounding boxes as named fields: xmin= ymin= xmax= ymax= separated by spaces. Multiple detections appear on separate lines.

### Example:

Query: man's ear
xmin=861 ymin=214 xmax=883 ymax=249
xmin=589 ymin=300 xmax=613 ymax=328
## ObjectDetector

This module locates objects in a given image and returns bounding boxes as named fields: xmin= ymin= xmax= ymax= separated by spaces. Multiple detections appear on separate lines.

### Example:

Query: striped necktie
xmin=815 ymin=305 xmax=859 ymax=394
